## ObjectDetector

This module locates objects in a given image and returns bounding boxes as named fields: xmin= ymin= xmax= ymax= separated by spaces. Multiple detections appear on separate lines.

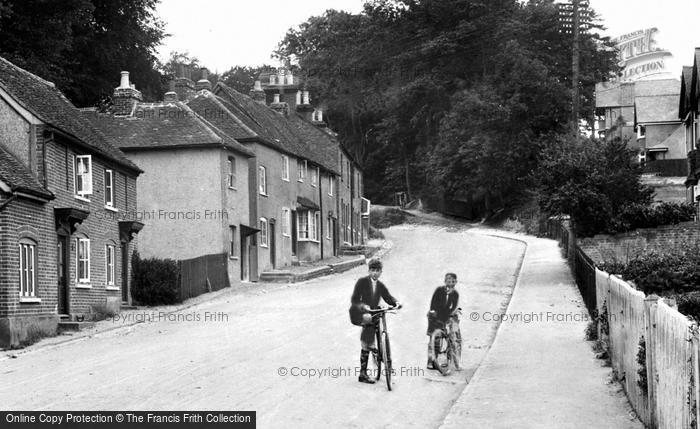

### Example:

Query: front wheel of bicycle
xmin=430 ymin=329 xmax=451 ymax=376
xmin=380 ymin=329 xmax=392 ymax=390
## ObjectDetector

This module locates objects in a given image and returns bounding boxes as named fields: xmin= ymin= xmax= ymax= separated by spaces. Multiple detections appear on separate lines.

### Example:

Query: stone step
xmin=57 ymin=321 xmax=95 ymax=333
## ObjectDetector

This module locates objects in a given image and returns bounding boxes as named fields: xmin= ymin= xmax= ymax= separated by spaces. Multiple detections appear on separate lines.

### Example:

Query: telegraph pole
xmin=572 ymin=0 xmax=580 ymax=136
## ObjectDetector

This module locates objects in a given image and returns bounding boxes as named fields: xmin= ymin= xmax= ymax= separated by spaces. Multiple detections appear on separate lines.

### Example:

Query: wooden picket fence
xmin=596 ymin=268 xmax=699 ymax=429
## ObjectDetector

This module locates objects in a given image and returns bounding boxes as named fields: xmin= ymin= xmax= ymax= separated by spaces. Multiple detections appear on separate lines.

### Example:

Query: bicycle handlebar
xmin=367 ymin=305 xmax=401 ymax=314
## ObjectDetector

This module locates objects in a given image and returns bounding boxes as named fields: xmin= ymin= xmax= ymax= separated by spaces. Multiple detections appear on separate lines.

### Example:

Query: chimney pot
xmin=201 ymin=68 xmax=208 ymax=80
xmin=302 ymin=90 xmax=310 ymax=105
xmin=119 ymin=71 xmax=130 ymax=89
xmin=273 ymin=93 xmax=281 ymax=104
xmin=254 ymin=80 xmax=262 ymax=91
xmin=296 ymin=91 xmax=302 ymax=105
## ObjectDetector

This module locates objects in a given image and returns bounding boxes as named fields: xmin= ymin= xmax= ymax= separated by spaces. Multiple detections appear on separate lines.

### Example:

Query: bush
xmin=600 ymin=249 xmax=700 ymax=296
xmin=131 ymin=251 xmax=181 ymax=306
xmin=676 ymin=291 xmax=700 ymax=321
xmin=535 ymin=136 xmax=653 ymax=238
xmin=608 ymin=202 xmax=695 ymax=234
xmin=368 ymin=226 xmax=385 ymax=239
xmin=370 ymin=207 xmax=411 ymax=229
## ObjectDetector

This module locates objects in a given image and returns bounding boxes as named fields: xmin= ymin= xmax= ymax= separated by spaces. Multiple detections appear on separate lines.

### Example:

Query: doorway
xmin=269 ymin=220 xmax=276 ymax=269
xmin=56 ymin=235 xmax=69 ymax=315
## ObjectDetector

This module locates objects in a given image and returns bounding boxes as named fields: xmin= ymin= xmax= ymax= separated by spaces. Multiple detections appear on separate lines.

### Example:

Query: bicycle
xmin=368 ymin=305 xmax=400 ymax=391
xmin=429 ymin=308 xmax=462 ymax=376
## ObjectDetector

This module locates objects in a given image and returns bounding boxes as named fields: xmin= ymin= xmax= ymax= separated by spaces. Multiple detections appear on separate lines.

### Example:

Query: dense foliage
xmin=535 ymin=136 xmax=654 ymax=237
xmin=0 ymin=0 xmax=166 ymax=106
xmin=131 ymin=251 xmax=181 ymax=306
xmin=276 ymin=0 xmax=618 ymax=204
xmin=601 ymin=249 xmax=700 ymax=321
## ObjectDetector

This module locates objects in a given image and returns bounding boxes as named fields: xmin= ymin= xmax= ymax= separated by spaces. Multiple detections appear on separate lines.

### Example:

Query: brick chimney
xmin=164 ymin=80 xmax=178 ymax=103
xmin=270 ymin=92 xmax=289 ymax=116
xmin=174 ymin=63 xmax=195 ymax=102
xmin=195 ymin=68 xmax=212 ymax=91
xmin=250 ymin=80 xmax=266 ymax=105
xmin=296 ymin=88 xmax=313 ymax=121
xmin=311 ymin=108 xmax=327 ymax=128
xmin=112 ymin=71 xmax=142 ymax=116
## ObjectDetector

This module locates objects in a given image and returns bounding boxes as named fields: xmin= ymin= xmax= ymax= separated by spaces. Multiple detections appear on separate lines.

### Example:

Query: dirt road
xmin=1 ymin=224 xmax=525 ymax=429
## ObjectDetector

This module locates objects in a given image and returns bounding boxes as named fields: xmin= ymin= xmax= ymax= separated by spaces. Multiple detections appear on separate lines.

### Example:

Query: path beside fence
xmin=440 ymin=231 xmax=642 ymax=429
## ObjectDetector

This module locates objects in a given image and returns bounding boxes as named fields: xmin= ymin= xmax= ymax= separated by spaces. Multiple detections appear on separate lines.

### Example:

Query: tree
xmin=0 ymin=0 xmax=166 ymax=106
xmin=276 ymin=0 xmax=618 ymax=205
xmin=534 ymin=136 xmax=653 ymax=237
xmin=219 ymin=65 xmax=276 ymax=94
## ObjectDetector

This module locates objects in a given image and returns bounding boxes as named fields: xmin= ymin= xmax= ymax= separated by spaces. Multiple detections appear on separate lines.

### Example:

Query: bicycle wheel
xmin=430 ymin=329 xmax=451 ymax=376
xmin=373 ymin=324 xmax=382 ymax=382
xmin=380 ymin=329 xmax=392 ymax=390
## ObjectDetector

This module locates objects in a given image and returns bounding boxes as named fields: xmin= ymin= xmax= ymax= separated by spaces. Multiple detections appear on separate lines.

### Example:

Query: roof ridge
xmin=0 ymin=56 xmax=56 ymax=88
xmin=204 ymin=91 xmax=259 ymax=137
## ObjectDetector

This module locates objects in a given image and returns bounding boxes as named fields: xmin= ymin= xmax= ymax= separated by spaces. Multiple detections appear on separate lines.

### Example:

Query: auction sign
xmin=612 ymin=27 xmax=673 ymax=82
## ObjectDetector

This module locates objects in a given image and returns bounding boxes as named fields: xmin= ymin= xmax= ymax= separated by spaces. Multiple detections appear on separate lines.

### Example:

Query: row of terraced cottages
xmin=0 ymin=58 xmax=367 ymax=347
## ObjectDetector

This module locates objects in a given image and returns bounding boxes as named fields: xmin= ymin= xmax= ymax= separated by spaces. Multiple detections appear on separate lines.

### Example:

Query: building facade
xmin=0 ymin=57 xmax=142 ymax=347
xmin=85 ymin=72 xmax=255 ymax=288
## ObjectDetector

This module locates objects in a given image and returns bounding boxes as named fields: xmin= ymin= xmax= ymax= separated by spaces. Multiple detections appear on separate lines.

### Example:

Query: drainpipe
xmin=319 ymin=170 xmax=324 ymax=260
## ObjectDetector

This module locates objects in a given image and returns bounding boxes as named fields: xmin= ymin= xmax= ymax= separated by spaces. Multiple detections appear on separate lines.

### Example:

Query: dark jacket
xmin=351 ymin=276 xmax=397 ymax=309
xmin=428 ymin=286 xmax=459 ymax=332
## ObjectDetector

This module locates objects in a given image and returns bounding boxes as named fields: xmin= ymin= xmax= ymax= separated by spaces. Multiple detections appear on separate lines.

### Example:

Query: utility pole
xmin=572 ymin=0 xmax=580 ymax=137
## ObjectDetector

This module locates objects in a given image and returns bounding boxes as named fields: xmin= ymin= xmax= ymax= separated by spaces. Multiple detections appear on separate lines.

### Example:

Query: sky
xmin=156 ymin=0 xmax=700 ymax=77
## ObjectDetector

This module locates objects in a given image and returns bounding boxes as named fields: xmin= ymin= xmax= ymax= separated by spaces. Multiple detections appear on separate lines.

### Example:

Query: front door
xmin=269 ymin=221 xmax=276 ymax=269
xmin=332 ymin=219 xmax=339 ymax=256
xmin=56 ymin=235 xmax=69 ymax=314
xmin=291 ymin=211 xmax=297 ymax=256
xmin=241 ymin=235 xmax=250 ymax=281
xmin=121 ymin=241 xmax=129 ymax=303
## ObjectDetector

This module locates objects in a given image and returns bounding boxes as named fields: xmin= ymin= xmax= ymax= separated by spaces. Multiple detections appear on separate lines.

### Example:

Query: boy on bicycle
xmin=351 ymin=258 xmax=402 ymax=384
xmin=427 ymin=272 xmax=462 ymax=371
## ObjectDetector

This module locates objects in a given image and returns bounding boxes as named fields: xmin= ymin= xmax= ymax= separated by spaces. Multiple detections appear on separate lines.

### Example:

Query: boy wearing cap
xmin=350 ymin=258 xmax=402 ymax=384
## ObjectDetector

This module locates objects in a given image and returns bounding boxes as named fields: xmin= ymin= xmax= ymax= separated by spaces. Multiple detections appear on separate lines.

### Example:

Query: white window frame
xmin=282 ymin=155 xmax=290 ymax=181
xmin=259 ymin=218 xmax=269 ymax=247
xmin=76 ymin=238 xmax=91 ymax=285
xmin=282 ymin=208 xmax=290 ymax=237
xmin=105 ymin=244 xmax=115 ymax=286
xmin=18 ymin=240 xmax=37 ymax=298
xmin=328 ymin=176 xmax=334 ymax=196
xmin=228 ymin=156 xmax=236 ymax=189
xmin=75 ymin=155 xmax=93 ymax=199
xmin=297 ymin=210 xmax=320 ymax=242
xmin=311 ymin=166 xmax=318 ymax=187
xmin=326 ymin=217 xmax=332 ymax=240
xmin=637 ymin=124 xmax=646 ymax=139
xmin=104 ymin=169 xmax=114 ymax=209
xmin=297 ymin=159 xmax=307 ymax=182
xmin=297 ymin=210 xmax=309 ymax=240
xmin=259 ymin=165 xmax=267 ymax=195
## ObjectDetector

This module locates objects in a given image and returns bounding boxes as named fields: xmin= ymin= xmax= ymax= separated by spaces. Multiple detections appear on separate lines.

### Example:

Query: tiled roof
xmin=210 ymin=83 xmax=338 ymax=173
xmin=634 ymin=79 xmax=680 ymax=97
xmin=82 ymin=101 xmax=254 ymax=157
xmin=635 ymin=95 xmax=680 ymax=123
xmin=0 ymin=145 xmax=53 ymax=199
xmin=0 ymin=56 xmax=140 ymax=173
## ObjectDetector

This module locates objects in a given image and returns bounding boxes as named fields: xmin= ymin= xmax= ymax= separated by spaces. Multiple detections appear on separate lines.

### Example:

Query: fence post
xmin=692 ymin=324 xmax=700 ymax=429
xmin=644 ymin=294 xmax=660 ymax=428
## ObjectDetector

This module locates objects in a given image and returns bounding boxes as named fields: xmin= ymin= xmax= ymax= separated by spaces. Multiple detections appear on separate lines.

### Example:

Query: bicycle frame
xmin=368 ymin=306 xmax=398 ymax=391
xmin=430 ymin=309 xmax=462 ymax=375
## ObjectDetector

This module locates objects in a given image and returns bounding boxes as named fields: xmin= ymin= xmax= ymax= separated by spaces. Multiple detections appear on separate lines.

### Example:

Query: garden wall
xmin=578 ymin=221 xmax=700 ymax=265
